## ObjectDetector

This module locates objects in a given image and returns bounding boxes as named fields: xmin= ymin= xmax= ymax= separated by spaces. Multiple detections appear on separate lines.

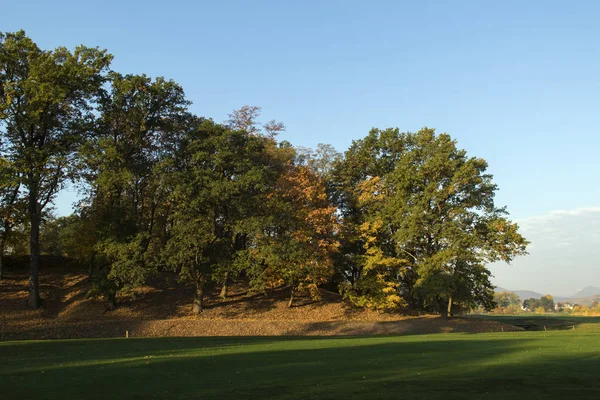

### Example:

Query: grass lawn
xmin=1 ymin=316 xmax=599 ymax=400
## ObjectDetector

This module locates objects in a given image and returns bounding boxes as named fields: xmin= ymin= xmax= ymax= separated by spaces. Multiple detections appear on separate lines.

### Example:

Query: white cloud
xmin=489 ymin=207 xmax=600 ymax=297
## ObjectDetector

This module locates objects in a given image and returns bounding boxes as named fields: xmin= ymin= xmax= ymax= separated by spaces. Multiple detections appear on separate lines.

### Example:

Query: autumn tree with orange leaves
xmin=250 ymin=163 xmax=339 ymax=307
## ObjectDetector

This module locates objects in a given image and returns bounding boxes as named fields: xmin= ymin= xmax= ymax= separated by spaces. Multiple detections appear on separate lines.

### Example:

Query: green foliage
xmin=0 ymin=30 xmax=112 ymax=197
xmin=540 ymin=294 xmax=555 ymax=312
xmin=0 ymin=30 xmax=112 ymax=305
xmin=332 ymin=128 xmax=528 ymax=314
xmin=339 ymin=218 xmax=407 ymax=311
xmin=162 ymin=119 xmax=284 ymax=311
xmin=98 ymin=234 xmax=153 ymax=290
xmin=0 ymin=157 xmax=24 ymax=260
xmin=523 ymin=298 xmax=541 ymax=311
xmin=493 ymin=291 xmax=522 ymax=313
xmin=1 ymin=30 xmax=528 ymax=317
xmin=523 ymin=295 xmax=555 ymax=312
xmin=79 ymin=72 xmax=189 ymax=307
xmin=494 ymin=291 xmax=521 ymax=308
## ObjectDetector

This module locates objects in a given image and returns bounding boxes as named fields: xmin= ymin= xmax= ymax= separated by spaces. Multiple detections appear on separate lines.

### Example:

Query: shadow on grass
xmin=1 ymin=335 xmax=599 ymax=399
xmin=467 ymin=314 xmax=600 ymax=331
xmin=0 ymin=316 xmax=513 ymax=341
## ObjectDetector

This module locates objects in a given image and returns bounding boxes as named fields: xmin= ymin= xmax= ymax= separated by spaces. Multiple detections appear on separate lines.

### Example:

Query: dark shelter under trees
xmin=0 ymin=31 xmax=528 ymax=315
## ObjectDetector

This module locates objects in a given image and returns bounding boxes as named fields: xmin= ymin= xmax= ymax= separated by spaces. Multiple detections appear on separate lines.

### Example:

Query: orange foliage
xmin=259 ymin=163 xmax=340 ymax=297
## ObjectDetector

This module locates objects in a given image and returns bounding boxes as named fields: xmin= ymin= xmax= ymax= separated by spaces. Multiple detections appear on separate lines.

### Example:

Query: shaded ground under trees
xmin=0 ymin=265 xmax=522 ymax=340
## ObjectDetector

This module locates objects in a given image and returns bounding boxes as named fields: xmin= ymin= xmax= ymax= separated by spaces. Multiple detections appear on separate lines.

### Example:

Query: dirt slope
xmin=0 ymin=267 xmax=522 ymax=340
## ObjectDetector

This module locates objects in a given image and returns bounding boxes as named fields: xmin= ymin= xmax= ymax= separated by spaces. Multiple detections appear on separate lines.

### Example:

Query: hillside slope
xmin=0 ymin=267 xmax=522 ymax=340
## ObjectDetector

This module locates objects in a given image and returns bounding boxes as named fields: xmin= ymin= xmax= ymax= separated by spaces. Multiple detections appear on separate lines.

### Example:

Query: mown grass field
xmin=1 ymin=315 xmax=599 ymax=399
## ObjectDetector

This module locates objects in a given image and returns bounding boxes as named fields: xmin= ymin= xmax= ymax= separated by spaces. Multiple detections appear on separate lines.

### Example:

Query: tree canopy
xmin=332 ymin=128 xmax=528 ymax=315
xmin=0 ymin=30 xmax=112 ymax=307
xmin=0 ymin=31 xmax=528 ymax=315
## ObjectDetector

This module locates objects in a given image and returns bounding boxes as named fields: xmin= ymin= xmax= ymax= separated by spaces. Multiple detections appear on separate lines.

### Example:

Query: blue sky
xmin=4 ymin=0 xmax=599 ymax=295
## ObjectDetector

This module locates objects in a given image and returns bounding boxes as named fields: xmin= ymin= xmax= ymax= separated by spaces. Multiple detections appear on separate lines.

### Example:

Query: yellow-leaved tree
xmin=340 ymin=177 xmax=408 ymax=310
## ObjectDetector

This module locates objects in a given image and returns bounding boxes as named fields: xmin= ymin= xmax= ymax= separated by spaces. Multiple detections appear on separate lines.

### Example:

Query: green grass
xmin=1 ymin=319 xmax=600 ymax=400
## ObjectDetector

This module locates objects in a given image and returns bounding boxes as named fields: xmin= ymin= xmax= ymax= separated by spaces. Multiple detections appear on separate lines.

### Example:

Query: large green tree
xmin=163 ymin=119 xmax=283 ymax=313
xmin=333 ymin=128 xmax=528 ymax=315
xmin=0 ymin=31 xmax=112 ymax=307
xmin=81 ymin=73 xmax=189 ymax=309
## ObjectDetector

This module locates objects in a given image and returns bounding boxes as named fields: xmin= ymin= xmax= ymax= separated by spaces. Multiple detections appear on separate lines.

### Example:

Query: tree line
xmin=493 ymin=291 xmax=555 ymax=314
xmin=0 ymin=31 xmax=529 ymax=316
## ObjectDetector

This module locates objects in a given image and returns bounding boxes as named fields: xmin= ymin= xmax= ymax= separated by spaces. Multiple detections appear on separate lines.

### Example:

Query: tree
xmin=523 ymin=298 xmax=541 ymax=311
xmin=540 ymin=294 xmax=555 ymax=312
xmin=81 ymin=73 xmax=189 ymax=310
xmin=332 ymin=128 xmax=528 ymax=315
xmin=338 ymin=177 xmax=408 ymax=310
xmin=56 ymin=213 xmax=96 ymax=271
xmin=0 ymin=157 xmax=24 ymax=279
xmin=534 ymin=306 xmax=546 ymax=315
xmin=295 ymin=143 xmax=342 ymax=180
xmin=226 ymin=105 xmax=286 ymax=138
xmin=38 ymin=214 xmax=94 ymax=265
xmin=39 ymin=215 xmax=63 ymax=257
xmin=494 ymin=291 xmax=521 ymax=310
xmin=163 ymin=119 xmax=282 ymax=313
xmin=250 ymin=163 xmax=340 ymax=307
xmin=0 ymin=31 xmax=112 ymax=307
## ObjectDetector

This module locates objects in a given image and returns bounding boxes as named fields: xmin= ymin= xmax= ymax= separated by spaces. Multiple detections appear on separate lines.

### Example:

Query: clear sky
xmin=4 ymin=0 xmax=599 ymax=296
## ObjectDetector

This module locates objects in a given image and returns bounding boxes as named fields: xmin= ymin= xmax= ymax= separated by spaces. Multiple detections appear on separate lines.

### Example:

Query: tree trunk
xmin=88 ymin=253 xmax=96 ymax=278
xmin=219 ymin=272 xmax=229 ymax=299
xmin=192 ymin=282 xmax=204 ymax=314
xmin=27 ymin=200 xmax=42 ymax=309
xmin=106 ymin=293 xmax=117 ymax=312
xmin=440 ymin=307 xmax=448 ymax=319
xmin=0 ymin=238 xmax=4 ymax=281
xmin=288 ymin=287 xmax=295 ymax=308
xmin=447 ymin=296 xmax=453 ymax=318
xmin=439 ymin=298 xmax=448 ymax=319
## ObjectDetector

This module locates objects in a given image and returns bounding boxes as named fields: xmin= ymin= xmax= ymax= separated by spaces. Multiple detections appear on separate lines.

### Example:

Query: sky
xmin=3 ymin=0 xmax=599 ymax=296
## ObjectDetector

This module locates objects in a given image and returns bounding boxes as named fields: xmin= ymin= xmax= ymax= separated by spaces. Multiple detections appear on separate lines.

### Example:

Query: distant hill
xmin=513 ymin=290 xmax=548 ymax=301
xmin=494 ymin=286 xmax=600 ymax=305
xmin=494 ymin=287 xmax=545 ymax=301
xmin=571 ymin=286 xmax=600 ymax=298
xmin=569 ymin=294 xmax=600 ymax=306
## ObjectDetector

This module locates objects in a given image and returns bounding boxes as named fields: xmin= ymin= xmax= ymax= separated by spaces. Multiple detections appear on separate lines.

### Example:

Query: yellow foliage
xmin=356 ymin=176 xmax=385 ymax=205
xmin=534 ymin=306 xmax=546 ymax=315
xmin=338 ymin=213 xmax=409 ymax=311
